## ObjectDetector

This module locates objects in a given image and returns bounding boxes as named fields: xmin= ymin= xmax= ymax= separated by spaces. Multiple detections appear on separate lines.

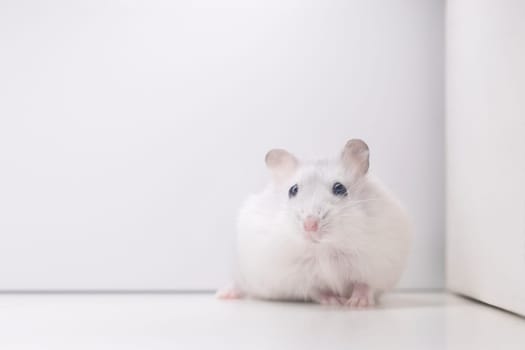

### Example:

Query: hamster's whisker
xmin=340 ymin=198 xmax=385 ymax=209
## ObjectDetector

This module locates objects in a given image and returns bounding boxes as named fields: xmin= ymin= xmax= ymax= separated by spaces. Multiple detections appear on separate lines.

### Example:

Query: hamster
xmin=217 ymin=139 xmax=412 ymax=307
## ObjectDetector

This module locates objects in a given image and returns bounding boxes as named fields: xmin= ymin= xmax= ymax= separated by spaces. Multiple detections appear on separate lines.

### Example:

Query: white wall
xmin=0 ymin=0 xmax=444 ymax=290
xmin=446 ymin=0 xmax=525 ymax=315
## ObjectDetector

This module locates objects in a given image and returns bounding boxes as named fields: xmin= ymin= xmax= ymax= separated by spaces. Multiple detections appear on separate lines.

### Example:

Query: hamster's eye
xmin=288 ymin=184 xmax=299 ymax=198
xmin=332 ymin=182 xmax=348 ymax=197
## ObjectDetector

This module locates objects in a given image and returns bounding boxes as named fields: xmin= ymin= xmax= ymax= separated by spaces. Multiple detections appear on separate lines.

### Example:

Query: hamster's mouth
xmin=303 ymin=231 xmax=323 ymax=243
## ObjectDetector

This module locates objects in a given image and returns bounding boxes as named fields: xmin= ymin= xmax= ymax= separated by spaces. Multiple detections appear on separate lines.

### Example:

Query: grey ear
xmin=341 ymin=139 xmax=370 ymax=176
xmin=265 ymin=149 xmax=298 ymax=181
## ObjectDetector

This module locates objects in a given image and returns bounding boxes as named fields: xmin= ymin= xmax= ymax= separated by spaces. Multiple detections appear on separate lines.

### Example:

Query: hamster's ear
xmin=341 ymin=139 xmax=369 ymax=176
xmin=265 ymin=149 xmax=298 ymax=181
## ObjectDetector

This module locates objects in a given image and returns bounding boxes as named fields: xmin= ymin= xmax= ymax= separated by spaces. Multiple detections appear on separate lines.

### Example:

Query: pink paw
xmin=345 ymin=283 xmax=375 ymax=309
xmin=215 ymin=286 xmax=244 ymax=300
xmin=345 ymin=295 xmax=375 ymax=308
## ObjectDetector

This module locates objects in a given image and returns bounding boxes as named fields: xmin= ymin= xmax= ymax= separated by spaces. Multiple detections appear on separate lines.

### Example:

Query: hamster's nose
xmin=303 ymin=215 xmax=319 ymax=232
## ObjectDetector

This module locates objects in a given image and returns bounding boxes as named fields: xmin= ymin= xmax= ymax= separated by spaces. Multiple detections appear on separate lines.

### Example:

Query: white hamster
xmin=217 ymin=139 xmax=412 ymax=307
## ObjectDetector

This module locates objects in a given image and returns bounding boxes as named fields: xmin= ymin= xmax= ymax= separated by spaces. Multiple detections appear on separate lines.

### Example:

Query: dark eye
xmin=288 ymin=184 xmax=298 ymax=198
xmin=332 ymin=182 xmax=347 ymax=196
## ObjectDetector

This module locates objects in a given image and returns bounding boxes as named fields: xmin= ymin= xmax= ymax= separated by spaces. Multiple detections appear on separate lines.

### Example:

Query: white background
xmin=446 ymin=0 xmax=525 ymax=315
xmin=0 ymin=0 xmax=443 ymax=290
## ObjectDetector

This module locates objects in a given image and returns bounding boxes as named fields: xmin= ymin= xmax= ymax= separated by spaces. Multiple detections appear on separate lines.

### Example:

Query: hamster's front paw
xmin=345 ymin=283 xmax=375 ymax=308
xmin=215 ymin=286 xmax=244 ymax=300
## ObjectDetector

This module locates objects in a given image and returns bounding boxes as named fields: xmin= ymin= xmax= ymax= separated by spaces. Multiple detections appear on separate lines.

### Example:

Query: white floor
xmin=0 ymin=292 xmax=523 ymax=350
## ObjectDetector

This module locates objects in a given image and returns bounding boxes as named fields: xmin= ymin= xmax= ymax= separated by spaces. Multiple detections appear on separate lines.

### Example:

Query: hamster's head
xmin=265 ymin=139 xmax=370 ymax=243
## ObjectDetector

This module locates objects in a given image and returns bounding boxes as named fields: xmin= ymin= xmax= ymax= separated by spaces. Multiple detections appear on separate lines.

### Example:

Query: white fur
xmin=233 ymin=150 xmax=412 ymax=303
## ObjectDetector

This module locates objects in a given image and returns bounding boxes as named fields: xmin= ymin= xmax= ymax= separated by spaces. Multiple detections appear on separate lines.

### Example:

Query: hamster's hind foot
xmin=215 ymin=286 xmax=244 ymax=300
xmin=345 ymin=283 xmax=375 ymax=308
